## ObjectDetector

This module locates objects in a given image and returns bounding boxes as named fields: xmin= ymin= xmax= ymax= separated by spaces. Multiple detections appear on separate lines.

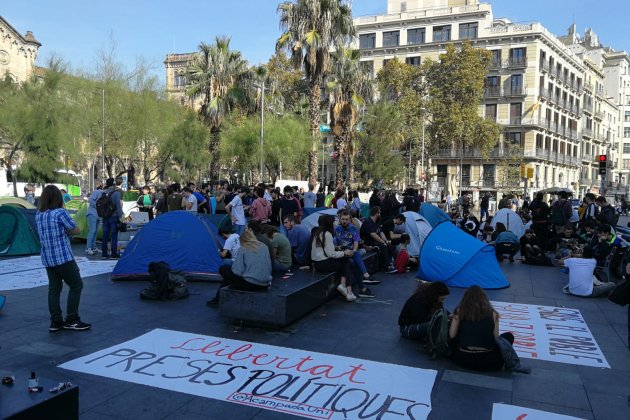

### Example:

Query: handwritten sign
xmin=492 ymin=403 xmax=586 ymax=420
xmin=0 ymin=256 xmax=117 ymax=291
xmin=60 ymin=329 xmax=437 ymax=419
xmin=492 ymin=301 xmax=609 ymax=368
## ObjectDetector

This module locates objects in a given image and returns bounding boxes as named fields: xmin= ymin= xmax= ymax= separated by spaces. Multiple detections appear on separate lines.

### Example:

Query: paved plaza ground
xmin=1 ymin=221 xmax=630 ymax=420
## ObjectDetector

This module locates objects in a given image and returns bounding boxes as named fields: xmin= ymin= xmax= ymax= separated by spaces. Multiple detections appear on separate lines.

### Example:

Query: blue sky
xmin=2 ymin=0 xmax=629 ymax=85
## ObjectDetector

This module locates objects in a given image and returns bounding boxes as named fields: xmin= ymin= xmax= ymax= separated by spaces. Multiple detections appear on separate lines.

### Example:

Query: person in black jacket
xmin=529 ymin=192 xmax=551 ymax=250
xmin=398 ymin=282 xmax=450 ymax=340
xmin=369 ymin=188 xmax=382 ymax=209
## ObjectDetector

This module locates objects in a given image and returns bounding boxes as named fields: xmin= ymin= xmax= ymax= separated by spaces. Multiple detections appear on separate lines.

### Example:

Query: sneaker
xmin=49 ymin=321 xmax=63 ymax=332
xmin=363 ymin=277 xmax=381 ymax=285
xmin=336 ymin=284 xmax=348 ymax=298
xmin=206 ymin=298 xmax=219 ymax=307
xmin=85 ymin=249 xmax=95 ymax=256
xmin=358 ymin=288 xmax=375 ymax=298
xmin=346 ymin=291 xmax=357 ymax=302
xmin=63 ymin=320 xmax=91 ymax=331
xmin=562 ymin=285 xmax=571 ymax=295
xmin=386 ymin=265 xmax=398 ymax=274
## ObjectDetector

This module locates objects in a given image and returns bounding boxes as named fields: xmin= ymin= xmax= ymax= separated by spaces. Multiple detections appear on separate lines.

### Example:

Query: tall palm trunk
xmin=347 ymin=135 xmax=356 ymax=189
xmin=334 ymin=134 xmax=345 ymax=189
xmin=209 ymin=129 xmax=221 ymax=180
xmin=308 ymin=81 xmax=320 ymax=185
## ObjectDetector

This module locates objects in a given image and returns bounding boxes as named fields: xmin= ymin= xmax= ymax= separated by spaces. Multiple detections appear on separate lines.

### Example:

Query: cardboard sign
xmin=492 ymin=403 xmax=585 ymax=420
xmin=493 ymin=301 xmax=609 ymax=368
xmin=60 ymin=329 xmax=438 ymax=419
xmin=0 ymin=256 xmax=117 ymax=291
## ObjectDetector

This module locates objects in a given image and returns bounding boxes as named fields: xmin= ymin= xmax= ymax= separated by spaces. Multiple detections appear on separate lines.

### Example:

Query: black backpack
xmin=426 ymin=308 xmax=450 ymax=358
xmin=140 ymin=261 xmax=189 ymax=300
xmin=96 ymin=189 xmax=116 ymax=218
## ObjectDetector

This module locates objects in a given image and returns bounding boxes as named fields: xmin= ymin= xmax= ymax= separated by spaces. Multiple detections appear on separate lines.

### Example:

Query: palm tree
xmin=185 ymin=36 xmax=248 ymax=180
xmin=277 ymin=0 xmax=355 ymax=185
xmin=328 ymin=47 xmax=373 ymax=188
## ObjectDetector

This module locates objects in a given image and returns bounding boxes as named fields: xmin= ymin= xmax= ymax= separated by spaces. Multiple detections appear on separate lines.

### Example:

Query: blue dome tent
xmin=112 ymin=211 xmax=223 ymax=281
xmin=417 ymin=222 xmax=509 ymax=289
xmin=418 ymin=203 xmax=451 ymax=228
xmin=402 ymin=211 xmax=433 ymax=257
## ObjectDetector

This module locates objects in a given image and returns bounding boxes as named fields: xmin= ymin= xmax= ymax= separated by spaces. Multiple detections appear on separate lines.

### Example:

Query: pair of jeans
xmin=480 ymin=207 xmax=489 ymax=222
xmin=46 ymin=260 xmax=83 ymax=323
xmin=86 ymin=214 xmax=100 ymax=250
xmin=369 ymin=242 xmax=393 ymax=271
xmin=234 ymin=224 xmax=245 ymax=236
xmin=102 ymin=217 xmax=119 ymax=256
xmin=313 ymin=258 xmax=356 ymax=285
xmin=349 ymin=249 xmax=368 ymax=275
xmin=272 ymin=260 xmax=291 ymax=273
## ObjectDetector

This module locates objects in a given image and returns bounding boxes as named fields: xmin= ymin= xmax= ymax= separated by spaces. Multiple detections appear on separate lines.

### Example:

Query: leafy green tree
xmin=265 ymin=51 xmax=309 ymax=114
xmin=222 ymin=114 xmax=311 ymax=183
xmin=356 ymin=102 xmax=406 ymax=187
xmin=186 ymin=36 xmax=248 ymax=180
xmin=163 ymin=113 xmax=210 ymax=182
xmin=277 ymin=0 xmax=355 ymax=184
xmin=328 ymin=47 xmax=373 ymax=188
xmin=423 ymin=42 xmax=502 ymax=156
xmin=0 ymin=65 xmax=70 ymax=195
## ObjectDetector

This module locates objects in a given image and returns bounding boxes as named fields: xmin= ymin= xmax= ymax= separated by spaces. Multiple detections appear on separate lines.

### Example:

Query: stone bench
xmin=218 ymin=251 xmax=379 ymax=328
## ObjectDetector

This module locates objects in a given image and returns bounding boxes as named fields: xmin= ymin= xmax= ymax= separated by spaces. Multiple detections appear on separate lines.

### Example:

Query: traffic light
xmin=598 ymin=155 xmax=607 ymax=175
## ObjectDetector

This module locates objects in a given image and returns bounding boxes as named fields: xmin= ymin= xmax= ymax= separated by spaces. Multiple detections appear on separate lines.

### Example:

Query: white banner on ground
xmin=492 ymin=403 xmax=586 ymax=420
xmin=60 ymin=328 xmax=438 ymax=420
xmin=0 ymin=256 xmax=117 ymax=291
xmin=492 ymin=301 xmax=609 ymax=368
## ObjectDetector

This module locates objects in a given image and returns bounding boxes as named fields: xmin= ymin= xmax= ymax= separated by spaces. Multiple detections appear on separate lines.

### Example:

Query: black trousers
xmin=451 ymin=332 xmax=515 ymax=372
xmin=370 ymin=242 xmax=393 ymax=270
xmin=313 ymin=258 xmax=356 ymax=285
xmin=215 ymin=265 xmax=268 ymax=299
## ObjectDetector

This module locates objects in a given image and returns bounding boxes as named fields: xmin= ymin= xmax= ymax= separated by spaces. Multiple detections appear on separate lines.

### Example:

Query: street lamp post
xmin=420 ymin=108 xmax=426 ymax=187
xmin=101 ymin=88 xmax=105 ymax=181
xmin=260 ymin=80 xmax=265 ymax=182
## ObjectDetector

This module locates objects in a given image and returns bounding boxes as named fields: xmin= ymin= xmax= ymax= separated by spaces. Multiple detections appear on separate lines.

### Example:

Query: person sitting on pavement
xmin=311 ymin=215 xmax=357 ymax=302
xmin=382 ymin=213 xmax=407 ymax=246
xmin=283 ymin=215 xmax=311 ymax=268
xmin=334 ymin=209 xmax=379 ymax=297
xmin=459 ymin=214 xmax=480 ymax=238
xmin=396 ymin=234 xmax=419 ymax=268
xmin=399 ymin=281 xmax=450 ymax=340
xmin=492 ymin=222 xmax=520 ymax=262
xmin=595 ymin=196 xmax=618 ymax=227
xmin=360 ymin=206 xmax=397 ymax=274
xmin=520 ymin=229 xmax=544 ymax=263
xmin=551 ymin=226 xmax=581 ymax=259
xmin=262 ymin=224 xmax=293 ymax=273
xmin=207 ymin=230 xmax=272 ymax=306
xmin=449 ymin=286 xmax=516 ymax=372
xmin=590 ymin=224 xmax=620 ymax=268
xmin=560 ymin=247 xmax=616 ymax=298
xmin=218 ymin=227 xmax=240 ymax=266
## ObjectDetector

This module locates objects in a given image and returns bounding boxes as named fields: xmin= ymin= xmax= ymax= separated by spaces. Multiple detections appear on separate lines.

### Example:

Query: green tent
xmin=0 ymin=196 xmax=36 ymax=209
xmin=0 ymin=206 xmax=41 ymax=256
xmin=71 ymin=201 xmax=102 ymax=241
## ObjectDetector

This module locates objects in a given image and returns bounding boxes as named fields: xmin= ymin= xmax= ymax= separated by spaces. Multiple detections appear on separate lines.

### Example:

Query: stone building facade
xmin=354 ymin=0 xmax=628 ymax=199
xmin=0 ymin=16 xmax=40 ymax=83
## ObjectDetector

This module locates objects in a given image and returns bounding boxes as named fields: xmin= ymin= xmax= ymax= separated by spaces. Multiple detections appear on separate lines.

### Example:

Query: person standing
xmin=36 ymin=185 xmax=91 ymax=332
xmin=136 ymin=186 xmax=154 ymax=221
xmin=24 ymin=185 xmax=35 ymax=204
xmin=480 ymin=193 xmax=490 ymax=223
xmin=225 ymin=186 xmax=249 ymax=235
xmin=85 ymin=185 xmax=102 ymax=255
xmin=181 ymin=187 xmax=198 ymax=212
xmin=101 ymin=177 xmax=123 ymax=259
xmin=303 ymin=184 xmax=317 ymax=209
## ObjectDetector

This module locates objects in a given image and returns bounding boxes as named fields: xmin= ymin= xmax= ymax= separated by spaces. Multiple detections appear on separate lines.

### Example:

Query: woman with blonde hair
xmin=207 ymin=230 xmax=272 ymax=306
xmin=449 ymin=285 xmax=514 ymax=371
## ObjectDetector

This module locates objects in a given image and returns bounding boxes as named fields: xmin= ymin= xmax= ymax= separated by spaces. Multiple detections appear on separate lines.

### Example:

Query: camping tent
xmin=301 ymin=208 xmax=340 ymax=232
xmin=112 ymin=211 xmax=223 ymax=281
xmin=490 ymin=208 xmax=525 ymax=239
xmin=70 ymin=201 xmax=103 ymax=241
xmin=303 ymin=207 xmax=328 ymax=218
xmin=418 ymin=203 xmax=451 ymax=228
xmin=203 ymin=213 xmax=232 ymax=231
xmin=0 ymin=196 xmax=36 ymax=209
xmin=417 ymin=222 xmax=509 ymax=289
xmin=0 ymin=206 xmax=41 ymax=256
xmin=402 ymin=211 xmax=433 ymax=257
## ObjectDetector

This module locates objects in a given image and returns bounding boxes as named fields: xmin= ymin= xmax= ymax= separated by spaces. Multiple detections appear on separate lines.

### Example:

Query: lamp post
xmin=101 ymin=88 xmax=105 ymax=181
xmin=420 ymin=107 xmax=426 ymax=187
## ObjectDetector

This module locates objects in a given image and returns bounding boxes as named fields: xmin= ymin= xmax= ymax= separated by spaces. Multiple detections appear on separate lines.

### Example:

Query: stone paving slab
xmin=1 ymin=239 xmax=629 ymax=420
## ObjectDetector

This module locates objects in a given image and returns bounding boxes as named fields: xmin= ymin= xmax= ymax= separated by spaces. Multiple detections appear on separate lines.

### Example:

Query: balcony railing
xmin=484 ymin=87 xmax=501 ymax=98
xmin=433 ymin=148 xmax=518 ymax=159
xmin=582 ymin=127 xmax=593 ymax=138
xmin=594 ymin=111 xmax=605 ymax=120
xmin=583 ymin=102 xmax=593 ymax=113
xmin=489 ymin=59 xmax=502 ymax=71
xmin=581 ymin=154 xmax=593 ymax=162
xmin=540 ymin=61 xmax=550 ymax=73
xmin=505 ymin=57 xmax=528 ymax=69
xmin=579 ymin=177 xmax=592 ymax=185
xmin=482 ymin=179 xmax=495 ymax=188
xmin=505 ymin=85 xmax=527 ymax=96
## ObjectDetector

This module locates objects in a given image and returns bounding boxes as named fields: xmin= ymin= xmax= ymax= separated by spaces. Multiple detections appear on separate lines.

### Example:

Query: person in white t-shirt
xmin=561 ymin=247 xmax=615 ymax=297
xmin=219 ymin=227 xmax=241 ymax=265
xmin=336 ymin=191 xmax=348 ymax=210
xmin=182 ymin=187 xmax=198 ymax=212
xmin=225 ymin=186 xmax=249 ymax=235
